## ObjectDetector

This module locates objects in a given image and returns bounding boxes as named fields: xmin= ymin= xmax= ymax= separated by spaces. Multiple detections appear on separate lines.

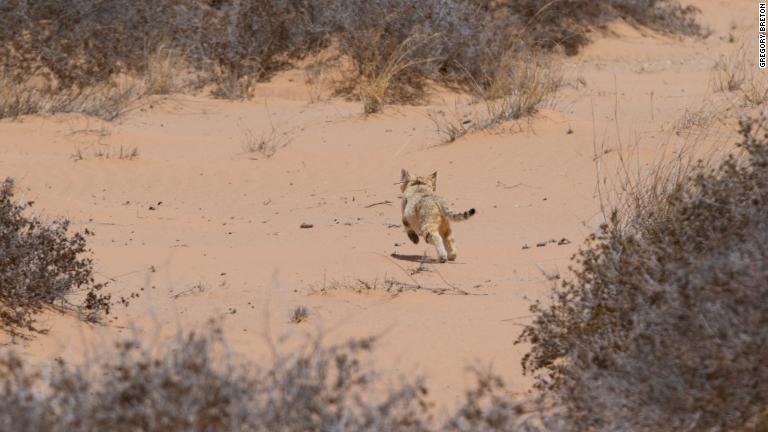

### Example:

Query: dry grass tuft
xmin=428 ymin=56 xmax=561 ymax=142
xmin=313 ymin=276 xmax=419 ymax=296
xmin=241 ymin=126 xmax=291 ymax=159
xmin=313 ymin=273 xmax=474 ymax=296
xmin=670 ymin=100 xmax=727 ymax=132
xmin=144 ymin=43 xmax=192 ymax=96
xmin=711 ymin=46 xmax=768 ymax=107
xmin=290 ymin=306 xmax=309 ymax=323
xmin=711 ymin=50 xmax=748 ymax=93
xmin=357 ymin=33 xmax=438 ymax=114
xmin=72 ymin=145 xmax=140 ymax=161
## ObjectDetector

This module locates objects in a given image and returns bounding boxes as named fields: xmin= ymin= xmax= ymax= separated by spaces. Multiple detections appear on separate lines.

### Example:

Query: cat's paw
xmin=408 ymin=231 xmax=419 ymax=244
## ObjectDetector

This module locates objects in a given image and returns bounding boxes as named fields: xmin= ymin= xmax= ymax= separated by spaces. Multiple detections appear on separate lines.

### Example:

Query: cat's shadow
xmin=390 ymin=253 xmax=437 ymax=263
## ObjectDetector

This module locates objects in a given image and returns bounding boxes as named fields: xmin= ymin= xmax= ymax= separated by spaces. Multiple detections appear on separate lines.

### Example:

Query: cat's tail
xmin=441 ymin=204 xmax=476 ymax=222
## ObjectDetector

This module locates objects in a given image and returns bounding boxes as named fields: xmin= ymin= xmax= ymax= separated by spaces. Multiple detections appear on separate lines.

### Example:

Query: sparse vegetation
xmin=501 ymin=0 xmax=705 ymax=55
xmin=313 ymin=274 xmax=473 ymax=296
xmin=241 ymin=126 xmax=290 ymax=159
xmin=0 ymin=178 xmax=111 ymax=338
xmin=171 ymin=282 xmax=208 ymax=299
xmin=0 ymin=324 xmax=433 ymax=431
xmin=72 ymin=145 xmax=140 ymax=161
xmin=712 ymin=46 xmax=768 ymax=108
xmin=0 ymin=72 xmax=145 ymax=121
xmin=428 ymin=56 xmax=561 ymax=142
xmin=0 ymin=0 xmax=703 ymax=118
xmin=672 ymin=103 xmax=722 ymax=132
xmin=144 ymin=43 xmax=194 ymax=96
xmin=0 ymin=320 xmax=564 ymax=431
xmin=356 ymin=33 xmax=439 ymax=114
xmin=712 ymin=48 xmax=748 ymax=93
xmin=517 ymin=116 xmax=768 ymax=430
xmin=2 ymin=1 xmax=745 ymax=430
xmin=443 ymin=369 xmax=564 ymax=432
xmin=290 ymin=306 xmax=310 ymax=323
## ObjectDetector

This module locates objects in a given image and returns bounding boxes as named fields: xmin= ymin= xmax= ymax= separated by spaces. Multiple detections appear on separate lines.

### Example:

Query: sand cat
xmin=399 ymin=169 xmax=476 ymax=262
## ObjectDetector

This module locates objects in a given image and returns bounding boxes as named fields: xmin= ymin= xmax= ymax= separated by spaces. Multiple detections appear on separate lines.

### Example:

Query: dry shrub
xmin=429 ymin=55 xmax=561 ymax=142
xmin=711 ymin=46 xmax=768 ymax=108
xmin=0 ymin=0 xmax=328 ymax=111
xmin=518 ymin=116 xmax=768 ymax=430
xmin=0 ymin=0 xmax=325 ymax=90
xmin=290 ymin=306 xmax=309 ymax=323
xmin=0 ymin=71 xmax=145 ymax=121
xmin=144 ymin=43 xmax=193 ymax=96
xmin=711 ymin=47 xmax=749 ymax=93
xmin=501 ymin=0 xmax=704 ymax=55
xmin=357 ymin=33 xmax=439 ymax=114
xmin=241 ymin=125 xmax=291 ymax=159
xmin=0 ymin=320 xmax=568 ymax=431
xmin=443 ymin=369 xmax=565 ymax=432
xmin=0 ymin=178 xmax=111 ymax=338
xmin=672 ymin=101 xmax=724 ymax=132
xmin=0 ymin=0 xmax=703 ymax=117
xmin=479 ymin=55 xmax=561 ymax=121
xmin=329 ymin=0 xmax=504 ymax=111
xmin=0 ymin=323 xmax=434 ymax=432
xmin=333 ymin=0 xmax=702 ymax=111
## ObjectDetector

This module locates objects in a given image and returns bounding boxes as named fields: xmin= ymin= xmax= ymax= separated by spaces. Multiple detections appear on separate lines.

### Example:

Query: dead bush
xmin=518 ymin=116 xmax=768 ymax=430
xmin=0 ymin=178 xmax=111 ymax=338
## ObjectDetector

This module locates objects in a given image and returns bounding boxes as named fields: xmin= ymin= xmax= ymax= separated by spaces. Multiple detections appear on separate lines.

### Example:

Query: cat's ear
xmin=400 ymin=169 xmax=411 ymax=183
xmin=427 ymin=171 xmax=437 ymax=189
